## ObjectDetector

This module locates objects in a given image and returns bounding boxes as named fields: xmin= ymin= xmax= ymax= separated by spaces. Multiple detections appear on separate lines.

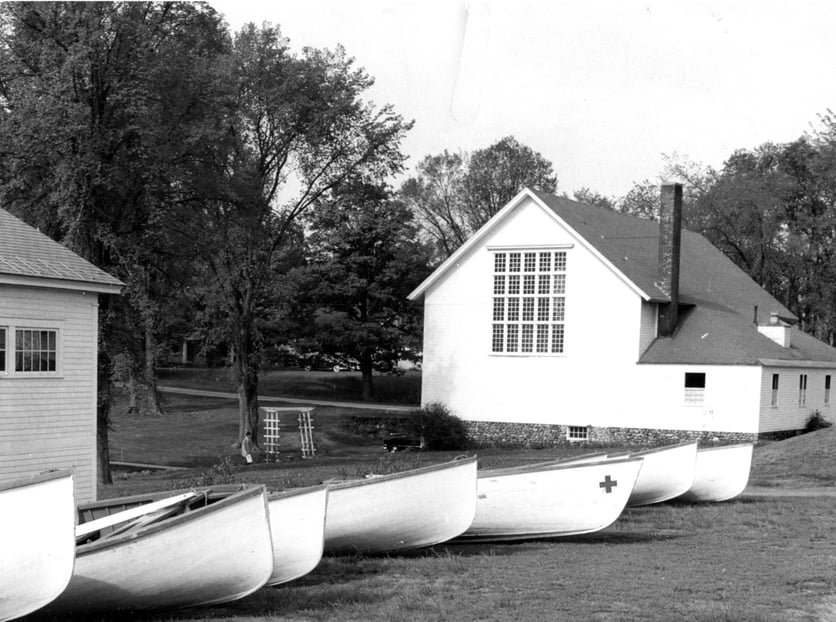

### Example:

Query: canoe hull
xmin=626 ymin=441 xmax=698 ymax=506
xmin=679 ymin=443 xmax=754 ymax=502
xmin=458 ymin=457 xmax=643 ymax=542
xmin=267 ymin=485 xmax=327 ymax=585
xmin=44 ymin=486 xmax=274 ymax=614
xmin=324 ymin=456 xmax=478 ymax=555
xmin=0 ymin=470 xmax=75 ymax=622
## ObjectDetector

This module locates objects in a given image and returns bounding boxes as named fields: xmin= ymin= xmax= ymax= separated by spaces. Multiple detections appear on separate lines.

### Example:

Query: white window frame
xmin=684 ymin=372 xmax=706 ymax=406
xmin=489 ymin=246 xmax=571 ymax=356
xmin=0 ymin=323 xmax=62 ymax=378
xmin=567 ymin=425 xmax=589 ymax=442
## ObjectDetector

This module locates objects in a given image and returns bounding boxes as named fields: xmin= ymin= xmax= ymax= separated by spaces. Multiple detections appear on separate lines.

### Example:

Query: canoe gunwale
xmin=0 ymin=468 xmax=74 ymax=494
xmin=479 ymin=455 xmax=642 ymax=479
xmin=76 ymin=485 xmax=268 ymax=556
xmin=325 ymin=455 xmax=477 ymax=490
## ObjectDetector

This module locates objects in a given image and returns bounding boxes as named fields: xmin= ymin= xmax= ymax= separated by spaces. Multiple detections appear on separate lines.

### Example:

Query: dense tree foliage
xmin=288 ymin=179 xmax=432 ymax=400
xmin=400 ymin=136 xmax=557 ymax=261
xmin=0 ymin=1 xmax=229 ymax=481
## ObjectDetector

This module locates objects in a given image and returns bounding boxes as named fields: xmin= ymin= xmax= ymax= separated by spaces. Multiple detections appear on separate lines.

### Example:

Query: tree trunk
xmin=139 ymin=315 xmax=163 ymax=416
xmin=360 ymin=349 xmax=374 ymax=401
xmin=97 ymin=310 xmax=113 ymax=486
xmin=231 ymin=319 xmax=260 ymax=446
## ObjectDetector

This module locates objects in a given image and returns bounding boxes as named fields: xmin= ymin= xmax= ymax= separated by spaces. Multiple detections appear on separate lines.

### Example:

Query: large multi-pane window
xmin=491 ymin=250 xmax=567 ymax=354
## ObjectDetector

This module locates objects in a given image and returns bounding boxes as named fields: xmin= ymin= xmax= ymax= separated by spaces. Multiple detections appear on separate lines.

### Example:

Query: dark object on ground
xmin=384 ymin=435 xmax=423 ymax=452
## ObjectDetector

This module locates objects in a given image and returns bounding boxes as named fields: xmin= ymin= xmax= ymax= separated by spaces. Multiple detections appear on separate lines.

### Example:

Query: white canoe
xmin=267 ymin=485 xmax=328 ymax=586
xmin=324 ymin=456 xmax=478 ymax=555
xmin=679 ymin=442 xmax=754 ymax=502
xmin=42 ymin=485 xmax=274 ymax=614
xmin=622 ymin=441 xmax=698 ymax=507
xmin=0 ymin=470 xmax=76 ymax=622
xmin=455 ymin=456 xmax=643 ymax=542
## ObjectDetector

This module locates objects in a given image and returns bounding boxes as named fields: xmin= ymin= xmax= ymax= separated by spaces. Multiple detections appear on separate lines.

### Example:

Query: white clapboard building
xmin=0 ymin=209 xmax=122 ymax=501
xmin=409 ymin=184 xmax=836 ymax=446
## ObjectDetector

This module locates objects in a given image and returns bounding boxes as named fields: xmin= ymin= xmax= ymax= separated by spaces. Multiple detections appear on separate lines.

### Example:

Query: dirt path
xmin=158 ymin=385 xmax=414 ymax=412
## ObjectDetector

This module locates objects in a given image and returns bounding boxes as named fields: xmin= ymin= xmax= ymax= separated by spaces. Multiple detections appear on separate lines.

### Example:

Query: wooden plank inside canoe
xmin=76 ymin=492 xmax=198 ymax=540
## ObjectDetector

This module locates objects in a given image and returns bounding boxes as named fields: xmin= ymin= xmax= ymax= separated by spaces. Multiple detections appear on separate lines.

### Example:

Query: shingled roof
xmin=0 ymin=208 xmax=123 ymax=293
xmin=410 ymin=187 xmax=836 ymax=366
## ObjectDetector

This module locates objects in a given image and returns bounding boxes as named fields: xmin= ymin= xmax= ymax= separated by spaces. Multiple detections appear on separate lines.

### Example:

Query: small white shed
xmin=0 ymin=209 xmax=122 ymax=502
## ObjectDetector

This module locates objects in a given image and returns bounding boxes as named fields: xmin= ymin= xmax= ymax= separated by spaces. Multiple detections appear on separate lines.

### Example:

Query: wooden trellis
xmin=259 ymin=406 xmax=317 ymax=460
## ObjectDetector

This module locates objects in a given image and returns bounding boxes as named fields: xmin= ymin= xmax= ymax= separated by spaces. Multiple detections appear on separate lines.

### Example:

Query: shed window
xmin=15 ymin=329 xmax=57 ymax=373
xmin=491 ymin=250 xmax=567 ymax=355
xmin=684 ymin=372 xmax=706 ymax=406
xmin=826 ymin=375 xmax=832 ymax=406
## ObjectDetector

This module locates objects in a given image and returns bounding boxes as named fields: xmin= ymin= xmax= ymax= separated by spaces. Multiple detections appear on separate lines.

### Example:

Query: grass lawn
xmin=63 ymin=372 xmax=836 ymax=621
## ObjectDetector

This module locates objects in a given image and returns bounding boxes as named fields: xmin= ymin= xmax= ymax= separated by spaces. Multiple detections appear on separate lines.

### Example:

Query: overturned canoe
xmin=42 ymin=485 xmax=274 ymax=615
xmin=621 ymin=441 xmax=698 ymax=507
xmin=679 ymin=443 xmax=754 ymax=503
xmin=0 ymin=470 xmax=76 ymax=622
xmin=324 ymin=456 xmax=478 ymax=555
xmin=267 ymin=485 xmax=328 ymax=586
xmin=455 ymin=456 xmax=643 ymax=542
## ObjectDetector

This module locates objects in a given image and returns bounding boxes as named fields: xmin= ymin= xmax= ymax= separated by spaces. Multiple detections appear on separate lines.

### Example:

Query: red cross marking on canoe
xmin=599 ymin=475 xmax=617 ymax=493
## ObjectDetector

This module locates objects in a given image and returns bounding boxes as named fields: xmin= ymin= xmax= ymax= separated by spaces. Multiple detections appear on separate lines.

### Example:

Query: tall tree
xmin=171 ymin=24 xmax=413 ymax=444
xmin=400 ymin=136 xmax=557 ymax=260
xmin=573 ymin=187 xmax=616 ymax=211
xmin=291 ymin=179 xmax=431 ymax=400
xmin=0 ymin=1 xmax=229 ymax=482
xmin=462 ymin=136 xmax=557 ymax=232
xmin=399 ymin=150 xmax=469 ymax=261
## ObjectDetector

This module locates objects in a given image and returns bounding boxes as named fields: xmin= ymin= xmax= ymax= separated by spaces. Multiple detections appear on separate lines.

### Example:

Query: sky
xmin=210 ymin=0 xmax=836 ymax=199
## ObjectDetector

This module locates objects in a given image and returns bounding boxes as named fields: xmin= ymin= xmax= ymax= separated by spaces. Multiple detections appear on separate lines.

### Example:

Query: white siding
xmin=421 ymin=196 xmax=770 ymax=435
xmin=759 ymin=367 xmax=835 ymax=432
xmin=0 ymin=285 xmax=99 ymax=502
xmin=638 ymin=300 xmax=657 ymax=357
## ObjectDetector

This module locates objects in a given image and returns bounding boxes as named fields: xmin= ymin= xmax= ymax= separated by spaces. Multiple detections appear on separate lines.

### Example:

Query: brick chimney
xmin=657 ymin=183 xmax=682 ymax=337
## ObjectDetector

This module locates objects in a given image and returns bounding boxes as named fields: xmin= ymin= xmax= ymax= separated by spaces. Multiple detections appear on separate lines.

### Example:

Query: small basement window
xmin=684 ymin=372 xmax=706 ymax=406
xmin=567 ymin=425 xmax=588 ymax=441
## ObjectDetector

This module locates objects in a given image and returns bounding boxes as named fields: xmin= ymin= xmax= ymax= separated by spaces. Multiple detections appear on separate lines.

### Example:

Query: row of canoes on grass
xmin=2 ymin=441 xmax=753 ymax=620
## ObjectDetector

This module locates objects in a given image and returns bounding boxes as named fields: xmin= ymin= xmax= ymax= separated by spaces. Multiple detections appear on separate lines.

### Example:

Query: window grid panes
xmin=567 ymin=425 xmax=588 ymax=441
xmin=491 ymin=251 xmax=567 ymax=354
xmin=15 ymin=329 xmax=57 ymax=373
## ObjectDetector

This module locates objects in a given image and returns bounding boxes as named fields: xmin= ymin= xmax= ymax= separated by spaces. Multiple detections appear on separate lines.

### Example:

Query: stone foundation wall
xmin=466 ymin=420 xmax=763 ymax=448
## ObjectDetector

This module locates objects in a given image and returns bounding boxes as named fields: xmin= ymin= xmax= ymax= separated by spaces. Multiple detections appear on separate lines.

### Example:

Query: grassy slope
xmin=751 ymin=425 xmax=836 ymax=487
xmin=84 ymin=373 xmax=836 ymax=622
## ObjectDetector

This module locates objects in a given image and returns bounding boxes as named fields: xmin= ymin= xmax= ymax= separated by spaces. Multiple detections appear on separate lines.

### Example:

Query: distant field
xmin=156 ymin=367 xmax=422 ymax=405
xmin=89 ymin=374 xmax=836 ymax=622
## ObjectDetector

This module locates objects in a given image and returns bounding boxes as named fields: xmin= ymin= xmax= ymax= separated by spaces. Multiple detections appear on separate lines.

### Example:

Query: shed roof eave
xmin=0 ymin=273 xmax=123 ymax=295
xmin=757 ymin=358 xmax=836 ymax=369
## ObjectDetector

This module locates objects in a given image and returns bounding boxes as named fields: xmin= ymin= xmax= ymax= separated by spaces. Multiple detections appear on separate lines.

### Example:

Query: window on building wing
xmin=799 ymin=374 xmax=807 ymax=406
xmin=771 ymin=373 xmax=779 ymax=407
xmin=684 ymin=372 xmax=706 ymax=406
xmin=0 ymin=327 xmax=6 ymax=372
xmin=491 ymin=250 xmax=566 ymax=355
xmin=826 ymin=375 xmax=831 ymax=406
